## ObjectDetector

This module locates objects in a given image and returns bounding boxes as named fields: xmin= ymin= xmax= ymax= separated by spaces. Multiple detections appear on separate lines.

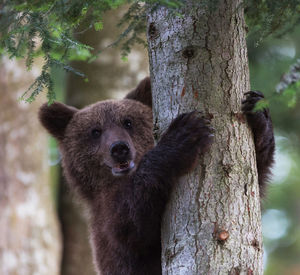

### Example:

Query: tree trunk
xmin=147 ymin=1 xmax=263 ymax=274
xmin=0 ymin=57 xmax=61 ymax=274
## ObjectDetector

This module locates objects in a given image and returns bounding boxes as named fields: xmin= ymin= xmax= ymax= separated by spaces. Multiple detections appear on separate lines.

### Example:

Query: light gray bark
xmin=0 ymin=57 xmax=61 ymax=275
xmin=147 ymin=1 xmax=263 ymax=274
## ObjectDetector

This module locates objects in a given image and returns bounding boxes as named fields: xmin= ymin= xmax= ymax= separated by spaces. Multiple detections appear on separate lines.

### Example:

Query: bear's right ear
xmin=125 ymin=77 xmax=152 ymax=108
xmin=39 ymin=102 xmax=78 ymax=140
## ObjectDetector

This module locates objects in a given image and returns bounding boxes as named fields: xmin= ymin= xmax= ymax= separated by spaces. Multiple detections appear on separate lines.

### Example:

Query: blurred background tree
xmin=248 ymin=25 xmax=300 ymax=274
xmin=0 ymin=57 xmax=61 ymax=274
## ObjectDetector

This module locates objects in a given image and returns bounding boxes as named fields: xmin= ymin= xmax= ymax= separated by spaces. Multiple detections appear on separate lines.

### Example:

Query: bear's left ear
xmin=125 ymin=77 xmax=152 ymax=108
xmin=39 ymin=102 xmax=78 ymax=140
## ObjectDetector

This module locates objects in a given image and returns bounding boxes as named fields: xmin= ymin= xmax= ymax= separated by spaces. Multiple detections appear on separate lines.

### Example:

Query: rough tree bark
xmin=0 ymin=57 xmax=61 ymax=274
xmin=147 ymin=1 xmax=263 ymax=274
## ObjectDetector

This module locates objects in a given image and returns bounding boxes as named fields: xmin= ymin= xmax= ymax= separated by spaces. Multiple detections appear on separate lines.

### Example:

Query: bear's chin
xmin=111 ymin=160 xmax=135 ymax=177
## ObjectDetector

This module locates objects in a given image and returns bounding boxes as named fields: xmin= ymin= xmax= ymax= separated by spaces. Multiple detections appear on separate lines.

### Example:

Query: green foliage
xmin=244 ymin=0 xmax=300 ymax=46
xmin=0 ymin=0 xmax=183 ymax=102
xmin=0 ymin=0 xmax=130 ymax=102
xmin=280 ymin=81 xmax=300 ymax=108
xmin=1 ymin=0 xmax=300 ymax=102
xmin=253 ymin=98 xmax=269 ymax=111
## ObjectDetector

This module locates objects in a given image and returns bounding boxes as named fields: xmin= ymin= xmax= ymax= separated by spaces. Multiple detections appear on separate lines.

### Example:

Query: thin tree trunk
xmin=147 ymin=1 xmax=263 ymax=274
xmin=0 ymin=57 xmax=61 ymax=274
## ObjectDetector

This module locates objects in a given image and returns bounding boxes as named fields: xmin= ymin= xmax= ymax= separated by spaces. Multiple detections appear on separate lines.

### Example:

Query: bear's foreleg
xmin=242 ymin=91 xmax=275 ymax=197
xmin=125 ymin=112 xmax=214 ymax=246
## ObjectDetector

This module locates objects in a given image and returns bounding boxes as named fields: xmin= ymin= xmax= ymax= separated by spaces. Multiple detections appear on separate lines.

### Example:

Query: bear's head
xmin=39 ymin=78 xmax=153 ymax=197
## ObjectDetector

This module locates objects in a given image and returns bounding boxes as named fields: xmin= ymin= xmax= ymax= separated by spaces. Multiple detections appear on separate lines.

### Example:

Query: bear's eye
xmin=123 ymin=119 xmax=132 ymax=130
xmin=91 ymin=129 xmax=102 ymax=139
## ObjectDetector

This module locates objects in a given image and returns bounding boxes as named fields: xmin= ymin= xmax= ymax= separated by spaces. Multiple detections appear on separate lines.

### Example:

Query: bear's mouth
xmin=112 ymin=160 xmax=135 ymax=176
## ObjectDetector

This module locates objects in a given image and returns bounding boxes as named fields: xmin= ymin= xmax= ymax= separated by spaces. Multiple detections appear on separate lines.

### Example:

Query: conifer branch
xmin=0 ymin=0 xmax=299 ymax=102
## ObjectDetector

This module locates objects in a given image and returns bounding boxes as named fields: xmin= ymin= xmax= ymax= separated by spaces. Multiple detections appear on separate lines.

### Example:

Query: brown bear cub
xmin=39 ymin=78 xmax=274 ymax=275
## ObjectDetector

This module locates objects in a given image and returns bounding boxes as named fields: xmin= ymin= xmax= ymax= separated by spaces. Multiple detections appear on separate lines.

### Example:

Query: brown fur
xmin=125 ymin=77 xmax=152 ymax=108
xmin=60 ymin=100 xmax=153 ymax=201
xmin=39 ymin=78 xmax=274 ymax=275
xmin=39 ymin=78 xmax=214 ymax=275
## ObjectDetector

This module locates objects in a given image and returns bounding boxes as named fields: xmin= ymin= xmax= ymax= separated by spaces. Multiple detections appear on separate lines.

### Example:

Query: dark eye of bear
xmin=123 ymin=119 xmax=132 ymax=130
xmin=91 ymin=129 xmax=102 ymax=139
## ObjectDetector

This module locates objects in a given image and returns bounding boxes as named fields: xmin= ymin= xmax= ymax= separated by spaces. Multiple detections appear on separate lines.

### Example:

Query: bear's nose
xmin=110 ymin=141 xmax=130 ymax=163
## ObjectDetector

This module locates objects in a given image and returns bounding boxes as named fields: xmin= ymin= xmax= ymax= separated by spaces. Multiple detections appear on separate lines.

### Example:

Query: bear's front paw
xmin=161 ymin=111 xmax=214 ymax=154
xmin=157 ymin=111 xmax=214 ymax=175
xmin=242 ymin=90 xmax=265 ymax=113
xmin=242 ymin=90 xmax=271 ymax=134
xmin=242 ymin=90 xmax=270 ymax=119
